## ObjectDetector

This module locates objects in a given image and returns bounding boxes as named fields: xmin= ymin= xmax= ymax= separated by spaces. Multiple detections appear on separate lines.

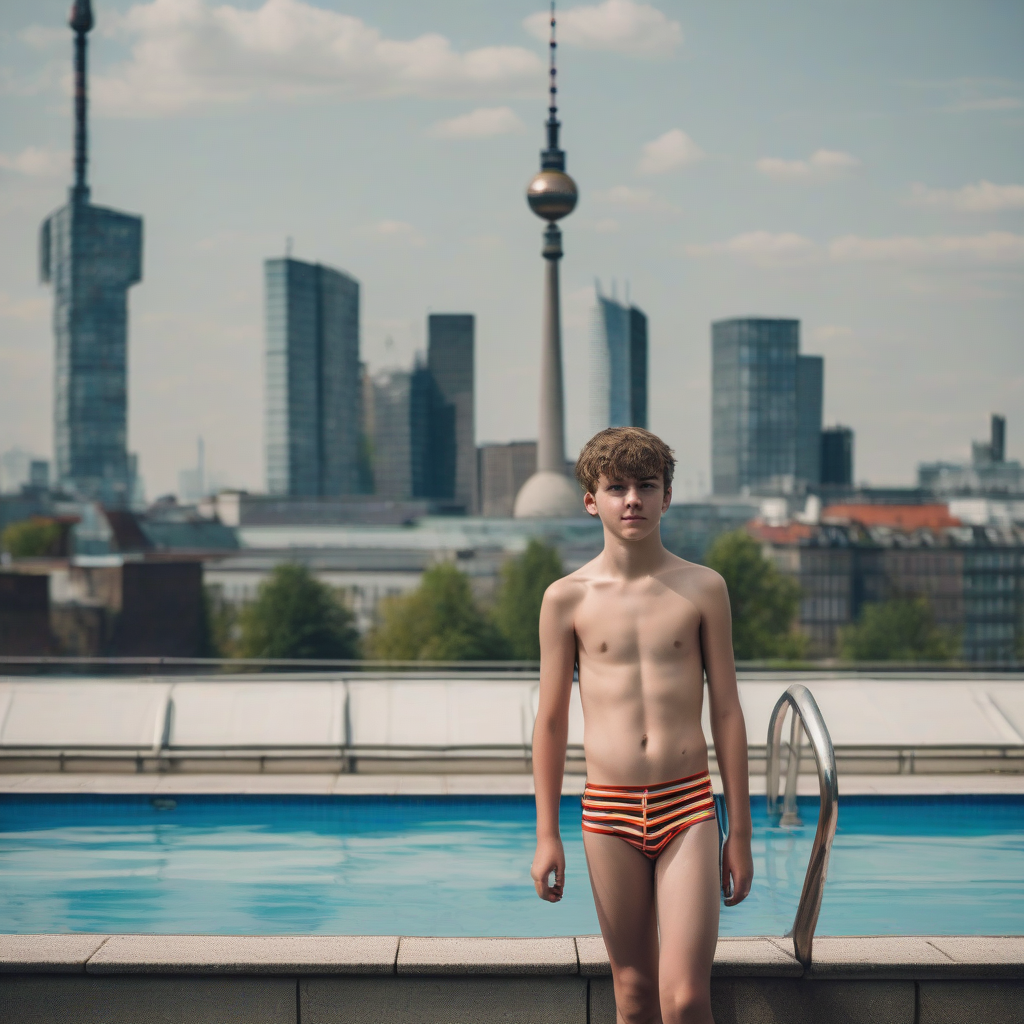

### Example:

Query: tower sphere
xmin=527 ymin=169 xmax=578 ymax=222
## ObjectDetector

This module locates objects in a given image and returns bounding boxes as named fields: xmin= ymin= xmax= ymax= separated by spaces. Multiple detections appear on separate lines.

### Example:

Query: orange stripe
xmin=581 ymin=772 xmax=716 ymax=861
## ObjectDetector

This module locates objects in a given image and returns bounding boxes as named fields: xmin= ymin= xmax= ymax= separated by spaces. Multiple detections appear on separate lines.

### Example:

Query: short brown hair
xmin=574 ymin=427 xmax=676 ymax=494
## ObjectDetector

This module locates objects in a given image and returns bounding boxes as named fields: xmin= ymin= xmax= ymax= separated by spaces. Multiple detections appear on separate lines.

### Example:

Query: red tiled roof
xmin=747 ymin=521 xmax=815 ymax=544
xmin=821 ymin=504 xmax=960 ymax=531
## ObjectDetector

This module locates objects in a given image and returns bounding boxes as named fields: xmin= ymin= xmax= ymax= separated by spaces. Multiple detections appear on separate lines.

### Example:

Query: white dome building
xmin=512 ymin=470 xmax=582 ymax=519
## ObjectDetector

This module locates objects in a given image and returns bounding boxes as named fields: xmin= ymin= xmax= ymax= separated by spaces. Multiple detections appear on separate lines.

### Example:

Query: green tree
xmin=839 ymin=597 xmax=958 ymax=662
xmin=1 ymin=518 xmax=65 ymax=558
xmin=368 ymin=561 xmax=510 ymax=661
xmin=704 ymin=530 xmax=806 ymax=660
xmin=203 ymin=585 xmax=240 ymax=658
xmin=493 ymin=539 xmax=564 ymax=659
xmin=237 ymin=563 xmax=360 ymax=660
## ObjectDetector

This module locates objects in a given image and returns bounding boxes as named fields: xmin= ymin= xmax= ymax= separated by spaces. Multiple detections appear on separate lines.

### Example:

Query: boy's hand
xmin=531 ymin=836 xmax=565 ymax=902
xmin=721 ymin=832 xmax=753 ymax=906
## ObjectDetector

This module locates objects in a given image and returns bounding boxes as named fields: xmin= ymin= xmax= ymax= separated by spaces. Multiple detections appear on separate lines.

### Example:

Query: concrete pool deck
xmin=1 ymin=771 xmax=1023 ymax=795
xmin=0 ymin=933 xmax=1021 ymax=1023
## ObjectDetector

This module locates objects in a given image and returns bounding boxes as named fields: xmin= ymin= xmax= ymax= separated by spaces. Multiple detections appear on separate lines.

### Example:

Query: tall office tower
xmin=356 ymin=363 xmax=374 ymax=494
xmin=367 ymin=364 xmax=433 ymax=500
xmin=991 ymin=414 xmax=1006 ymax=463
xmin=630 ymin=306 xmax=648 ymax=430
xmin=711 ymin=318 xmax=800 ymax=495
xmin=590 ymin=284 xmax=648 ymax=432
xmin=478 ymin=442 xmax=538 ymax=517
xmin=40 ymin=1 xmax=143 ymax=507
xmin=427 ymin=314 xmax=476 ymax=512
xmin=264 ymin=258 xmax=360 ymax=497
xmin=796 ymin=355 xmax=823 ymax=486
xmin=514 ymin=6 xmax=580 ymax=518
xmin=821 ymin=426 xmax=854 ymax=486
xmin=369 ymin=370 xmax=413 ymax=499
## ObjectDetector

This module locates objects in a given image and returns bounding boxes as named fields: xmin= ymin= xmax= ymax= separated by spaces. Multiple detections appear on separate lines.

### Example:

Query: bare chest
xmin=574 ymin=585 xmax=702 ymax=664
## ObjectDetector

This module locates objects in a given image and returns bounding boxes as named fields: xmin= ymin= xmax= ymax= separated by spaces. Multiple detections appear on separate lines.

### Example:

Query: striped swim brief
xmin=581 ymin=770 xmax=716 ymax=860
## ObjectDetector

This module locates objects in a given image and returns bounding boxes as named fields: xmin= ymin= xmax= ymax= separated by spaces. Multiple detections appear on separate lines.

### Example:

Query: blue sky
xmin=1 ymin=0 xmax=1022 ymax=499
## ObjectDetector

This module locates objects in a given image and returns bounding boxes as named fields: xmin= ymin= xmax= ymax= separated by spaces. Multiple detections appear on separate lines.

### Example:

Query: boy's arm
xmin=701 ymin=571 xmax=754 ymax=906
xmin=530 ymin=581 xmax=577 ymax=903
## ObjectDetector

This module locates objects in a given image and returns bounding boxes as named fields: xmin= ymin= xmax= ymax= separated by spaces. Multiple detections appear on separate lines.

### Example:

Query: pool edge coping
xmin=0 ymin=934 xmax=1021 ymax=980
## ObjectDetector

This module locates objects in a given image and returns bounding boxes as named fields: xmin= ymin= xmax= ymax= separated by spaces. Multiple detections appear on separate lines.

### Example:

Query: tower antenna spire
xmin=541 ymin=2 xmax=565 ymax=171
xmin=69 ymin=0 xmax=94 ymax=199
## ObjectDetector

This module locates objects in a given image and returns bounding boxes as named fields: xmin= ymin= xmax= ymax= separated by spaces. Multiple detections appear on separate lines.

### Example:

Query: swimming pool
xmin=1 ymin=794 xmax=1021 ymax=936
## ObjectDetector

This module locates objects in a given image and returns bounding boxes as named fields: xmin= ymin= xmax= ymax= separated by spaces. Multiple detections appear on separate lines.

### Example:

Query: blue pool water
xmin=0 ymin=794 xmax=1021 ymax=936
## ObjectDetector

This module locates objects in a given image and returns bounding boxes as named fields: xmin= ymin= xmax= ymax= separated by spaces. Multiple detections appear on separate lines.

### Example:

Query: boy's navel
xmin=599 ymin=641 xmax=608 ymax=653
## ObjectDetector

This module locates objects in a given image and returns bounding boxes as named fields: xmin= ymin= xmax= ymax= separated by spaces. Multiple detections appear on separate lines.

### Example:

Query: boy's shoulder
xmin=655 ymin=553 xmax=729 ymax=600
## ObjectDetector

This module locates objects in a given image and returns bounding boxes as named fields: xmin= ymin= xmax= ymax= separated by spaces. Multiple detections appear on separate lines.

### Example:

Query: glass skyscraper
xmin=264 ymin=258 xmax=361 ymax=497
xmin=712 ymin=317 xmax=827 ymax=495
xmin=367 ymin=364 xmax=433 ymax=500
xmin=426 ymin=314 xmax=476 ymax=513
xmin=591 ymin=288 xmax=648 ymax=433
xmin=796 ymin=354 xmax=824 ymax=486
xmin=40 ymin=1 xmax=143 ymax=507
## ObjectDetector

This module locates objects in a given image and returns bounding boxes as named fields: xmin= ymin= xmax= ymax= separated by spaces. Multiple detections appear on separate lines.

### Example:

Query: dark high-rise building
xmin=264 ymin=258 xmax=360 ymax=497
xmin=990 ymin=414 xmax=1006 ymax=463
xmin=630 ymin=306 xmax=648 ymax=430
xmin=40 ymin=1 xmax=143 ymax=507
xmin=426 ymin=314 xmax=476 ymax=512
xmin=820 ymin=426 xmax=854 ymax=486
xmin=590 ymin=286 xmax=648 ymax=432
xmin=796 ymin=355 xmax=823 ymax=486
xmin=712 ymin=318 xmax=799 ymax=495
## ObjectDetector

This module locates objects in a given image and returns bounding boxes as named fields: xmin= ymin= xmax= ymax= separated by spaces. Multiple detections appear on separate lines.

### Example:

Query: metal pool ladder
xmin=766 ymin=683 xmax=839 ymax=968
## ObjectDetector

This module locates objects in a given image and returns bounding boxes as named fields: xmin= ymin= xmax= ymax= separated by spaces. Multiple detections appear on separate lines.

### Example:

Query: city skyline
xmin=1 ymin=0 xmax=1022 ymax=499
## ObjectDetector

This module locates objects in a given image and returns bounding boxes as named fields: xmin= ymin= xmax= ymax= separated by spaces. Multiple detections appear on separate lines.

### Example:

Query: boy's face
xmin=584 ymin=471 xmax=671 ymax=541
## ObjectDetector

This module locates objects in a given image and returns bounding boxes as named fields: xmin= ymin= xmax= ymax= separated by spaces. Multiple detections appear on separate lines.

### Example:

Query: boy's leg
xmin=582 ymin=830 xmax=661 ymax=1024
xmin=654 ymin=818 xmax=720 ymax=1024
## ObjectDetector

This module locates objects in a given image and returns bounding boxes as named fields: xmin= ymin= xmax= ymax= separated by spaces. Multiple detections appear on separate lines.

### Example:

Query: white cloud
xmin=369 ymin=220 xmax=426 ymax=247
xmin=948 ymin=96 xmax=1023 ymax=112
xmin=91 ymin=0 xmax=544 ymax=116
xmin=0 ymin=146 xmax=69 ymax=178
xmin=812 ymin=324 xmax=855 ymax=342
xmin=755 ymin=149 xmax=861 ymax=183
xmin=591 ymin=184 xmax=678 ymax=212
xmin=637 ymin=129 xmax=704 ymax=176
xmin=909 ymin=181 xmax=1024 ymax=213
xmin=829 ymin=231 xmax=1024 ymax=265
xmin=686 ymin=231 xmax=817 ymax=268
xmin=427 ymin=106 xmax=525 ymax=139
xmin=0 ymin=292 xmax=48 ymax=323
xmin=18 ymin=25 xmax=68 ymax=51
xmin=687 ymin=229 xmax=1024 ymax=270
xmin=524 ymin=1 xmax=681 ymax=57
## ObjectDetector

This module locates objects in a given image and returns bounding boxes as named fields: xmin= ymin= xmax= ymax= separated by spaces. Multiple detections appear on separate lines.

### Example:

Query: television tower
xmin=513 ymin=3 xmax=581 ymax=518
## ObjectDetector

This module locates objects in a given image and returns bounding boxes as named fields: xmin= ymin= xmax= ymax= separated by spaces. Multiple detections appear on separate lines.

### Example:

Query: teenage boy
xmin=531 ymin=427 xmax=753 ymax=1024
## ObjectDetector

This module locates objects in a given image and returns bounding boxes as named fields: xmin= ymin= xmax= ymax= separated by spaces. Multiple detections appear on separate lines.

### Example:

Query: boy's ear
xmin=583 ymin=490 xmax=599 ymax=517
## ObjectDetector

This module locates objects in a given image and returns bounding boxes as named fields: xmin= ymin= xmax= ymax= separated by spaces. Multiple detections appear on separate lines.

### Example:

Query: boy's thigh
xmin=582 ymin=829 xmax=659 ymax=971
xmin=655 ymin=818 xmax=721 ymax=982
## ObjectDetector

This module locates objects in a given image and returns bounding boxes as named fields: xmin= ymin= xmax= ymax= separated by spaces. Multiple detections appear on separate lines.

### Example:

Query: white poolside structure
xmin=0 ymin=671 xmax=1021 ymax=779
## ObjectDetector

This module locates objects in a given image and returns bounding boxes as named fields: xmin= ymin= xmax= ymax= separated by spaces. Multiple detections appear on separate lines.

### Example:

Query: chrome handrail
xmin=766 ymin=683 xmax=839 ymax=967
